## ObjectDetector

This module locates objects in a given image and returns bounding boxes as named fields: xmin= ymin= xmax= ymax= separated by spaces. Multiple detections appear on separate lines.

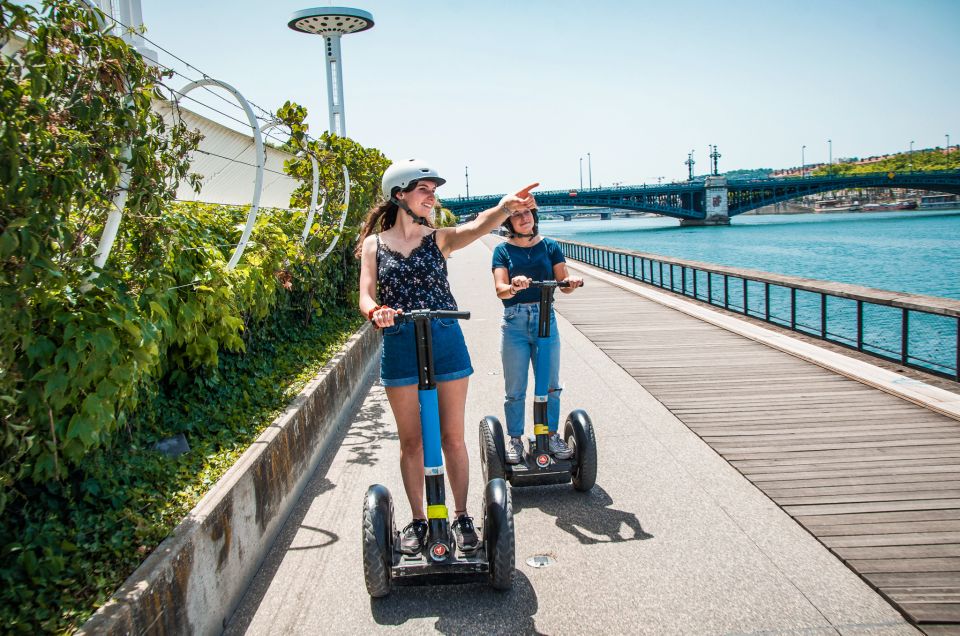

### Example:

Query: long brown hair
xmin=354 ymin=182 xmax=435 ymax=258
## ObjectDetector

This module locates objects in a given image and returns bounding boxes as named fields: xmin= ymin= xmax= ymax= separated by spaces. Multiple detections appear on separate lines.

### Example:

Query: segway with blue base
xmin=480 ymin=281 xmax=597 ymax=492
xmin=363 ymin=309 xmax=515 ymax=597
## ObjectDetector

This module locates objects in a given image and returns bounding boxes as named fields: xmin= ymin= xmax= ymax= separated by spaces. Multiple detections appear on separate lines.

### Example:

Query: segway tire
xmin=564 ymin=409 xmax=597 ymax=492
xmin=483 ymin=478 xmax=515 ymax=590
xmin=362 ymin=484 xmax=394 ymax=597
xmin=479 ymin=416 xmax=507 ymax=482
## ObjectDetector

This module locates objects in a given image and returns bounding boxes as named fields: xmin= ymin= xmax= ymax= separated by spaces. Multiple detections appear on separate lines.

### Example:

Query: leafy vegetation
xmin=812 ymin=148 xmax=960 ymax=176
xmin=1 ymin=2 xmax=388 ymax=631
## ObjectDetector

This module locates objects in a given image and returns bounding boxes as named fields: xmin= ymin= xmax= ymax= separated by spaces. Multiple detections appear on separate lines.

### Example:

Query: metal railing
xmin=558 ymin=240 xmax=960 ymax=382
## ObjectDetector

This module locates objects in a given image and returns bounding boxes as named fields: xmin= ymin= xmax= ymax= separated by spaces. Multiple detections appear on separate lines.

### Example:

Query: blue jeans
xmin=500 ymin=303 xmax=561 ymax=438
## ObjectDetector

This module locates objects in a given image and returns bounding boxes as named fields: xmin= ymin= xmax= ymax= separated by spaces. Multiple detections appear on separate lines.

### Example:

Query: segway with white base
xmin=480 ymin=281 xmax=597 ymax=492
xmin=363 ymin=309 xmax=515 ymax=597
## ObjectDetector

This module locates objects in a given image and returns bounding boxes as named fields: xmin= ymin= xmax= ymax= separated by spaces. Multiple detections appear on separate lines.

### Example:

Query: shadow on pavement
xmin=341 ymin=395 xmax=393 ymax=468
xmin=224 ymin=394 xmax=381 ymax=634
xmin=370 ymin=570 xmax=541 ymax=634
xmin=512 ymin=484 xmax=654 ymax=545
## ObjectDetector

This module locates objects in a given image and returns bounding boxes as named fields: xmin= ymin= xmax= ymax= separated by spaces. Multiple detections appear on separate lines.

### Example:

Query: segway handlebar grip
xmin=430 ymin=309 xmax=471 ymax=321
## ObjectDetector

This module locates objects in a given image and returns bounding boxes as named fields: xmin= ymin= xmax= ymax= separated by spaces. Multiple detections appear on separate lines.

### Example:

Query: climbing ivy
xmin=0 ymin=2 xmax=387 ymax=631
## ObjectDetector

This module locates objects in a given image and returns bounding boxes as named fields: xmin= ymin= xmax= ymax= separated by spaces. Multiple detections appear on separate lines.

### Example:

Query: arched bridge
xmin=443 ymin=170 xmax=960 ymax=224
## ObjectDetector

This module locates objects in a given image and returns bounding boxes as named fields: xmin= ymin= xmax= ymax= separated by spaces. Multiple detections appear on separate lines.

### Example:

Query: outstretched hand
xmin=500 ymin=182 xmax=539 ymax=215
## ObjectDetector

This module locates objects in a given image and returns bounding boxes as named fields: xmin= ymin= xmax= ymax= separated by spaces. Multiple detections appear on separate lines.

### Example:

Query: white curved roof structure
xmin=154 ymin=101 xmax=299 ymax=209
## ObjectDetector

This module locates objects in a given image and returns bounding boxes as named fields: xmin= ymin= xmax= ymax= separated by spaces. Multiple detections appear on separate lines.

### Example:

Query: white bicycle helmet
xmin=381 ymin=159 xmax=446 ymax=200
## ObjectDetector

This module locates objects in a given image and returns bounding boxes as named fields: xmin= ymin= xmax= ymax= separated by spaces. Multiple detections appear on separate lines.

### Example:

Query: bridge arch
xmin=443 ymin=170 xmax=960 ymax=223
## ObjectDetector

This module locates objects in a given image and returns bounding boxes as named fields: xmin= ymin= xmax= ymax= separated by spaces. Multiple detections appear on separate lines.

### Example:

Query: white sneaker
xmin=505 ymin=437 xmax=524 ymax=464
xmin=548 ymin=433 xmax=574 ymax=459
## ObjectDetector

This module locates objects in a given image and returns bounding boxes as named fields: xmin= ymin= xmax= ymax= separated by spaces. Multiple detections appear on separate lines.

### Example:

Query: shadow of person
xmin=513 ymin=484 xmax=653 ymax=545
xmin=370 ymin=570 xmax=541 ymax=634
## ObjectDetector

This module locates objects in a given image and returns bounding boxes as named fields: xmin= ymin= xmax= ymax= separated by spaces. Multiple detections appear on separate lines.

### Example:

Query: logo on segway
xmin=430 ymin=543 xmax=448 ymax=560
xmin=536 ymin=454 xmax=550 ymax=467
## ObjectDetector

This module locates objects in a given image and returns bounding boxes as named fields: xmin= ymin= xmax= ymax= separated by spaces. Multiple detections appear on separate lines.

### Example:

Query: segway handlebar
xmin=526 ymin=280 xmax=584 ymax=289
xmin=371 ymin=308 xmax=471 ymax=325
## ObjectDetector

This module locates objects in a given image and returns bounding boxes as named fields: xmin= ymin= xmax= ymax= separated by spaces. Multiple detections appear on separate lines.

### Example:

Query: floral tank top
xmin=376 ymin=232 xmax=458 ymax=312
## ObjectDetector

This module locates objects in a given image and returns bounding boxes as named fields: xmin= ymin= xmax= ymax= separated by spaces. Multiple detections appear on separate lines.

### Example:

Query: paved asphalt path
xmin=224 ymin=237 xmax=918 ymax=635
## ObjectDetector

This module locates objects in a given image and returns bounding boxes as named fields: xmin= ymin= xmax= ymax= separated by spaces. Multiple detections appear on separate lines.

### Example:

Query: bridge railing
xmin=557 ymin=240 xmax=960 ymax=382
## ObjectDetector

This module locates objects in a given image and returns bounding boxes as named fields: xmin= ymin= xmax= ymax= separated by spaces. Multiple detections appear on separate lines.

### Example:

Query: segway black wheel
xmin=483 ymin=478 xmax=515 ymax=590
xmin=479 ymin=416 xmax=507 ymax=482
xmin=564 ymin=409 xmax=597 ymax=492
xmin=362 ymin=484 xmax=394 ymax=597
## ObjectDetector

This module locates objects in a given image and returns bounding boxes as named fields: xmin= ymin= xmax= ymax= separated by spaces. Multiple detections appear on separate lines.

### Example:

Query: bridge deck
xmin=559 ymin=258 xmax=960 ymax=633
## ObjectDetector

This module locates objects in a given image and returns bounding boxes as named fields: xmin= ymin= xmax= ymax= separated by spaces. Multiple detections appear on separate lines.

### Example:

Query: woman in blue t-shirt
xmin=491 ymin=209 xmax=583 ymax=465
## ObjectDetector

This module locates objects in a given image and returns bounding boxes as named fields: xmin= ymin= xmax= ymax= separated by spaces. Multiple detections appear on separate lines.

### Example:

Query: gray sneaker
xmin=505 ymin=437 xmax=524 ymax=464
xmin=549 ymin=433 xmax=574 ymax=459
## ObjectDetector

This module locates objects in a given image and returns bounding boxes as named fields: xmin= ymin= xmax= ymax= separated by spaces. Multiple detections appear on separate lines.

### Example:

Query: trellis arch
xmin=257 ymin=120 xmax=351 ymax=261
xmin=174 ymin=77 xmax=264 ymax=270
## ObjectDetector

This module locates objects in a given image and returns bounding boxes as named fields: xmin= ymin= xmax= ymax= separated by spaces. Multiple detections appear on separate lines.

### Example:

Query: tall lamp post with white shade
xmin=288 ymin=7 xmax=374 ymax=138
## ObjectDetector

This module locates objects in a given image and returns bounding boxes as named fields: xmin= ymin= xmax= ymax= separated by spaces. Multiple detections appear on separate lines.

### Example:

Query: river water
xmin=540 ymin=208 xmax=960 ymax=375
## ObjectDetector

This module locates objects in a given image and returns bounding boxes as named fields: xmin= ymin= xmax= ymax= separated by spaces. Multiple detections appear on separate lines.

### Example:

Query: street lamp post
xmin=588 ymin=152 xmax=592 ymax=190
xmin=947 ymin=134 xmax=951 ymax=153
xmin=910 ymin=140 xmax=914 ymax=170
xmin=288 ymin=7 xmax=375 ymax=138
xmin=465 ymin=165 xmax=469 ymax=198
xmin=801 ymin=145 xmax=806 ymax=177
xmin=828 ymin=139 xmax=832 ymax=167
xmin=579 ymin=157 xmax=583 ymax=190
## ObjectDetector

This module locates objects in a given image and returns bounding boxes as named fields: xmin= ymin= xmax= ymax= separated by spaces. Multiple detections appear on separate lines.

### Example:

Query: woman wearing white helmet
xmin=357 ymin=158 xmax=538 ymax=556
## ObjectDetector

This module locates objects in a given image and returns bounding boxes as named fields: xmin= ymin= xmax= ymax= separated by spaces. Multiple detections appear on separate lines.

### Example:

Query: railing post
xmin=659 ymin=261 xmax=664 ymax=287
xmin=693 ymin=269 xmax=698 ymax=299
xmin=682 ymin=266 xmax=687 ymax=296
xmin=901 ymin=308 xmax=909 ymax=365
xmin=723 ymin=274 xmax=729 ymax=309
xmin=707 ymin=272 xmax=713 ymax=303
xmin=790 ymin=288 xmax=797 ymax=330
xmin=821 ymin=293 xmax=827 ymax=338
xmin=956 ymin=316 xmax=959 ymax=382
xmin=765 ymin=282 xmax=770 ymax=322
xmin=857 ymin=300 xmax=864 ymax=350
xmin=743 ymin=278 xmax=748 ymax=315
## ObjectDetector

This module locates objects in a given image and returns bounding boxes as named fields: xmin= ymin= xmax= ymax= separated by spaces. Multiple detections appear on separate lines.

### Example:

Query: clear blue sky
xmin=139 ymin=0 xmax=960 ymax=198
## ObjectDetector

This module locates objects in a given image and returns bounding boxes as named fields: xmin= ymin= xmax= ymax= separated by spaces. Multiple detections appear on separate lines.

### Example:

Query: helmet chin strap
xmin=392 ymin=197 xmax=429 ymax=226
xmin=507 ymin=229 xmax=537 ymax=241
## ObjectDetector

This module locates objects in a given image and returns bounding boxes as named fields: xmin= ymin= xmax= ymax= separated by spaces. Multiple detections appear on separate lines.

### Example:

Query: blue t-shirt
xmin=491 ymin=237 xmax=566 ymax=307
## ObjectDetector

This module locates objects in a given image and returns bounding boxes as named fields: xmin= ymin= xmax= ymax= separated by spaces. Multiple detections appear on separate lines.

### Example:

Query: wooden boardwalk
xmin=556 ymin=269 xmax=960 ymax=635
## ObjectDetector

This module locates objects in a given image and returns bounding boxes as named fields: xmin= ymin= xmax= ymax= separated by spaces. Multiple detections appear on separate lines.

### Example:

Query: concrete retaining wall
xmin=79 ymin=323 xmax=380 ymax=635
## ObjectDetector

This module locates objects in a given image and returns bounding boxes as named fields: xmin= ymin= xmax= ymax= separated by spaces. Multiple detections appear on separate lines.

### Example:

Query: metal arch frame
xmin=259 ymin=121 xmax=325 ymax=244
xmin=257 ymin=121 xmax=351 ymax=262
xmin=175 ymin=77 xmax=264 ymax=270
xmin=78 ymin=0 xmax=130 ymax=273
xmin=316 ymin=164 xmax=350 ymax=263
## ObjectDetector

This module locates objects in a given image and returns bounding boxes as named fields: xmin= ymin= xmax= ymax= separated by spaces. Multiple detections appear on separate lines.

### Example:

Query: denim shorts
xmin=380 ymin=318 xmax=474 ymax=387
